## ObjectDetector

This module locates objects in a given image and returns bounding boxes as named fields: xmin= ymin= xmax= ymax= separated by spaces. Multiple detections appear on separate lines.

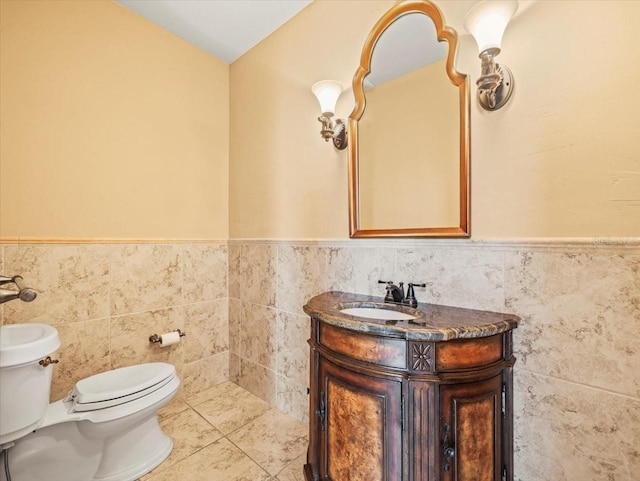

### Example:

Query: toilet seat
xmin=65 ymin=363 xmax=176 ymax=412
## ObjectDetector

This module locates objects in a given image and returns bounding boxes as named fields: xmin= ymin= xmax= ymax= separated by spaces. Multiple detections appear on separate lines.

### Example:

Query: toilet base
xmin=1 ymin=402 xmax=175 ymax=481
xmin=93 ymin=415 xmax=173 ymax=481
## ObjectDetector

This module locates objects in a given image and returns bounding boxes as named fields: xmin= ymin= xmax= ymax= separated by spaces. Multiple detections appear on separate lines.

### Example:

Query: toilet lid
xmin=67 ymin=362 xmax=176 ymax=412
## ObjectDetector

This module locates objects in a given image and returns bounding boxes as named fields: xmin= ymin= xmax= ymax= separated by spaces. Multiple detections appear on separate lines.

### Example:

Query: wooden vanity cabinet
xmin=304 ymin=318 xmax=516 ymax=481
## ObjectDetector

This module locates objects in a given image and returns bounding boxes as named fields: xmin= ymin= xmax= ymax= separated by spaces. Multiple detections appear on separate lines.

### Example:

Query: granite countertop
xmin=303 ymin=291 xmax=519 ymax=341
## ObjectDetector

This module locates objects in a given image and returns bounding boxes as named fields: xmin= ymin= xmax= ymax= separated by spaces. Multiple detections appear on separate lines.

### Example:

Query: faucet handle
xmin=378 ymin=280 xmax=393 ymax=285
xmin=404 ymin=282 xmax=426 ymax=308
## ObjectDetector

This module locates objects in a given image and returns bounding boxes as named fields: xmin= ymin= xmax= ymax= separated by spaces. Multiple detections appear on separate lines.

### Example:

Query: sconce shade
xmin=464 ymin=0 xmax=518 ymax=53
xmin=311 ymin=80 xmax=344 ymax=115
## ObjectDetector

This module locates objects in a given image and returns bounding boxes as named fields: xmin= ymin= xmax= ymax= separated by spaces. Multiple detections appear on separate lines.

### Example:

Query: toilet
xmin=0 ymin=323 xmax=179 ymax=481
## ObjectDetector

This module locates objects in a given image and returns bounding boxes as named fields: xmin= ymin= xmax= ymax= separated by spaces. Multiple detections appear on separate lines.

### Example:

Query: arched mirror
xmin=348 ymin=0 xmax=469 ymax=237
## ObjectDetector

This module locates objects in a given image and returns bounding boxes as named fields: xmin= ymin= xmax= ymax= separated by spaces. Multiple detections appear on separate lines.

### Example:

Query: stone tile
xmin=276 ymin=454 xmax=306 ymax=481
xmin=0 ymin=245 xmax=3 ymax=326
xmin=277 ymin=245 xmax=328 ymax=316
xmin=327 ymin=246 xmax=397 ymax=297
xmin=237 ymin=358 xmax=276 ymax=404
xmin=142 ymin=437 xmax=270 ymax=481
xmin=183 ymin=299 xmax=228 ymax=363
xmin=182 ymin=351 xmax=229 ymax=397
xmin=109 ymin=307 xmax=184 ymax=370
xmin=240 ymin=302 xmax=277 ymax=370
xmin=191 ymin=382 xmax=271 ymax=435
xmin=109 ymin=244 xmax=182 ymax=316
xmin=276 ymin=310 xmax=309 ymax=384
xmin=396 ymin=246 xmax=505 ymax=311
xmin=514 ymin=370 xmax=640 ymax=481
xmin=228 ymin=408 xmax=308 ymax=476
xmin=230 ymin=243 xmax=277 ymax=306
xmin=276 ymin=374 xmax=309 ymax=424
xmin=229 ymin=298 xmax=242 ymax=355
xmin=2 ymin=244 xmax=109 ymax=326
xmin=183 ymin=243 xmax=227 ymax=303
xmin=229 ymin=352 xmax=241 ymax=383
xmin=186 ymin=380 xmax=238 ymax=408
xmin=156 ymin=397 xmax=190 ymax=422
xmin=506 ymin=251 xmax=640 ymax=397
xmin=51 ymin=318 xmax=111 ymax=401
xmin=227 ymin=242 xmax=242 ymax=300
xmin=141 ymin=408 xmax=223 ymax=479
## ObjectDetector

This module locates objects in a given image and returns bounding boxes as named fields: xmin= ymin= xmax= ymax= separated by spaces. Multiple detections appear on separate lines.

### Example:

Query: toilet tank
xmin=0 ymin=323 xmax=60 ymax=444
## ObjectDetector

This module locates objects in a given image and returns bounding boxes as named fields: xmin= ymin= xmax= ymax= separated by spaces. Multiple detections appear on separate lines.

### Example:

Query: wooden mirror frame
xmin=348 ymin=0 xmax=470 ymax=238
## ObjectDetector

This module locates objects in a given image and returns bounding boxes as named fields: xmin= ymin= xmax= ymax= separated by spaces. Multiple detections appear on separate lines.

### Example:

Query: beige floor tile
xmin=157 ymin=397 xmax=190 ymax=421
xmin=186 ymin=380 xmax=238 ymax=407
xmin=143 ymin=438 xmax=271 ymax=481
xmin=191 ymin=382 xmax=271 ymax=434
xmin=276 ymin=454 xmax=306 ymax=481
xmin=143 ymin=408 xmax=223 ymax=478
xmin=227 ymin=408 xmax=308 ymax=475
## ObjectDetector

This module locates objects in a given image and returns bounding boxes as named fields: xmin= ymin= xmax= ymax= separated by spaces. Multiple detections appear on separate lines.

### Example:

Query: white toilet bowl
xmin=0 ymin=324 xmax=180 ymax=481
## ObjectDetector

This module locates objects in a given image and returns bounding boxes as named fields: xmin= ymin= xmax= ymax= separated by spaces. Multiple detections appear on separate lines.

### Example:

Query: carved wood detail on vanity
xmin=303 ymin=291 xmax=519 ymax=481
xmin=410 ymin=342 xmax=434 ymax=372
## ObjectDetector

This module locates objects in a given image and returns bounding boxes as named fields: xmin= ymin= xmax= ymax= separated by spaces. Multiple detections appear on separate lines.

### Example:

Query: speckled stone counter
xmin=303 ymin=291 xmax=519 ymax=341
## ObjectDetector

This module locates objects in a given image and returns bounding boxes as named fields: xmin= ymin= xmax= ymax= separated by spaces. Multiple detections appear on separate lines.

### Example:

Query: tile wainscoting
xmin=228 ymin=239 xmax=639 ymax=481
xmin=1 ymin=238 xmax=638 ymax=480
xmin=0 ymin=241 xmax=229 ymax=401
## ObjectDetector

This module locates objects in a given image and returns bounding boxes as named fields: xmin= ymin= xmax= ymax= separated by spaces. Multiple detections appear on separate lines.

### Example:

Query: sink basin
xmin=0 ymin=323 xmax=60 ymax=368
xmin=340 ymin=307 xmax=417 ymax=321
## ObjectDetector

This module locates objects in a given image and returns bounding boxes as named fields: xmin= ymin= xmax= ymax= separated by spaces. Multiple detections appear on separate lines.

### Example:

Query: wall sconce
xmin=464 ymin=0 xmax=518 ymax=111
xmin=311 ymin=80 xmax=348 ymax=150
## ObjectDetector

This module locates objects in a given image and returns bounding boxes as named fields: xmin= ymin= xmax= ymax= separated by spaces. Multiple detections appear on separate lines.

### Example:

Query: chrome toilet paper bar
xmin=149 ymin=329 xmax=186 ymax=344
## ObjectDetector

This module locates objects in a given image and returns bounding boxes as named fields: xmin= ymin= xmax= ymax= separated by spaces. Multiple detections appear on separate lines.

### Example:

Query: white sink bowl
xmin=0 ymin=323 xmax=60 ymax=368
xmin=340 ymin=307 xmax=417 ymax=321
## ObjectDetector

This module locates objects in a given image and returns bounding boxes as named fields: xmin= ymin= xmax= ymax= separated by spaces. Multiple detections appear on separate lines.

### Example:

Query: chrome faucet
xmin=0 ymin=275 xmax=37 ymax=304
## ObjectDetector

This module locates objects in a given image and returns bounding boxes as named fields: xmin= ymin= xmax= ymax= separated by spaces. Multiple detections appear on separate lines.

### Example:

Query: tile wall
xmin=228 ymin=239 xmax=640 ymax=481
xmin=1 ymin=239 xmax=638 ymax=481
xmin=0 ymin=242 xmax=229 ymax=401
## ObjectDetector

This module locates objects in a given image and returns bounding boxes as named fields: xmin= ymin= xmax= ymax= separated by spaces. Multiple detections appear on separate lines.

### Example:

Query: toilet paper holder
xmin=149 ymin=329 xmax=186 ymax=344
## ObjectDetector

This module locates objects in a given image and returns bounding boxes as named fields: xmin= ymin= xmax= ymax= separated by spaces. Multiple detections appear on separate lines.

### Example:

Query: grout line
xmin=516 ymin=368 xmax=640 ymax=401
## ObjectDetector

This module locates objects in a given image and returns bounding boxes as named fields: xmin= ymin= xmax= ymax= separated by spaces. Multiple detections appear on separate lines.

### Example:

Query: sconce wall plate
xmin=478 ymin=62 xmax=513 ymax=111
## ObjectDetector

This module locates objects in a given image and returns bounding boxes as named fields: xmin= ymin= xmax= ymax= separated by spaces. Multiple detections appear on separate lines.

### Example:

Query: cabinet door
xmin=317 ymin=357 xmax=403 ymax=481
xmin=439 ymin=375 xmax=504 ymax=481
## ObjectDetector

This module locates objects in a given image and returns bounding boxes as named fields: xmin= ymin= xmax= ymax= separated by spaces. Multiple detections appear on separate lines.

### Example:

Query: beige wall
xmin=230 ymin=0 xmax=640 ymax=239
xmin=0 ymin=0 xmax=229 ymax=240
xmin=230 ymin=0 xmax=398 ymax=239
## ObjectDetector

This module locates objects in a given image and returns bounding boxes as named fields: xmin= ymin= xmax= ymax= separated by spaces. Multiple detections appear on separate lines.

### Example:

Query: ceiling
xmin=116 ymin=0 xmax=313 ymax=63
xmin=115 ymin=1 xmax=537 ymax=66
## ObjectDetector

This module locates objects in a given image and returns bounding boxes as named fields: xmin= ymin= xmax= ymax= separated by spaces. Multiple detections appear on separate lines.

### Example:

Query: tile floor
xmin=141 ymin=381 xmax=308 ymax=481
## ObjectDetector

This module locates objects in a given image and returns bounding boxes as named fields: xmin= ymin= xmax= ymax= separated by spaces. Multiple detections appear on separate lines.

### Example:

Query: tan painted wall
xmin=0 ymin=0 xmax=229 ymax=240
xmin=230 ymin=0 xmax=640 ymax=239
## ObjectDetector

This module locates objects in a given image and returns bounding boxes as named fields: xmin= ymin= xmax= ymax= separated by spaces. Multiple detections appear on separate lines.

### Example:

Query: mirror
xmin=348 ymin=1 xmax=469 ymax=237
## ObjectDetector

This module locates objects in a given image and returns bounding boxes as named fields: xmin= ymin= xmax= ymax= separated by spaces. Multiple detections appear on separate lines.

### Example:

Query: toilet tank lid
xmin=0 ymin=323 xmax=61 ymax=368
xmin=72 ymin=362 xmax=176 ymax=404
